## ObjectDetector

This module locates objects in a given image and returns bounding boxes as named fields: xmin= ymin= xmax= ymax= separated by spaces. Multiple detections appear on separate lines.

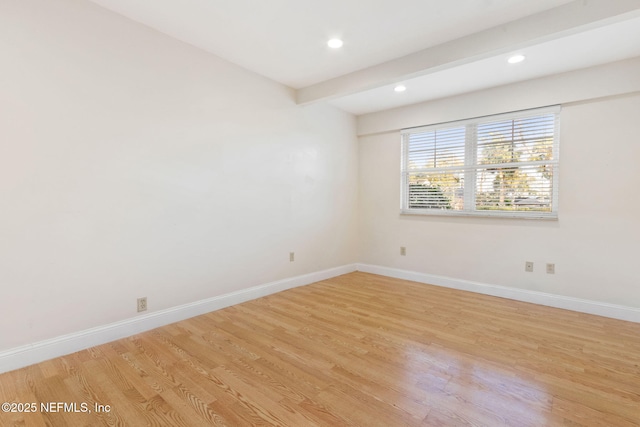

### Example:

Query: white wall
xmin=358 ymin=87 xmax=640 ymax=309
xmin=0 ymin=0 xmax=358 ymax=352
xmin=2 ymin=0 xmax=638 ymax=361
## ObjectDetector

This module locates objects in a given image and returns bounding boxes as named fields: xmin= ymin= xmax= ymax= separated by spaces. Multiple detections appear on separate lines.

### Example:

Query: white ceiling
xmin=88 ymin=0 xmax=640 ymax=115
xmin=330 ymin=15 xmax=640 ymax=114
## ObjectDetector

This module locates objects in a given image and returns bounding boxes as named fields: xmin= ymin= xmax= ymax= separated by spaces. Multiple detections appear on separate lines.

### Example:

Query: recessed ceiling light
xmin=327 ymin=38 xmax=343 ymax=49
xmin=508 ymin=54 xmax=526 ymax=64
xmin=394 ymin=85 xmax=406 ymax=92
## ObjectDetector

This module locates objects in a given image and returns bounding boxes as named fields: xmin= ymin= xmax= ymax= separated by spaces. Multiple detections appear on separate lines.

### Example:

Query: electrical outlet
xmin=289 ymin=252 xmax=295 ymax=262
xmin=525 ymin=261 xmax=534 ymax=272
xmin=137 ymin=297 xmax=147 ymax=312
xmin=546 ymin=263 xmax=555 ymax=274
xmin=400 ymin=246 xmax=406 ymax=256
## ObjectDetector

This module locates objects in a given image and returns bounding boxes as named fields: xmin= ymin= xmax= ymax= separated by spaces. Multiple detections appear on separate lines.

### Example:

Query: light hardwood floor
xmin=1 ymin=272 xmax=639 ymax=426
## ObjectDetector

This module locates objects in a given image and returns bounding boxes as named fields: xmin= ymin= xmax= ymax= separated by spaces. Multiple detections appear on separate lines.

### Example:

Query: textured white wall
xmin=358 ymin=91 xmax=640 ymax=308
xmin=0 ymin=0 xmax=358 ymax=351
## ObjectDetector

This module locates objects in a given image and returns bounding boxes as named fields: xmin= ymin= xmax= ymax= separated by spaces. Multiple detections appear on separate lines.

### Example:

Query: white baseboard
xmin=0 ymin=264 xmax=357 ymax=374
xmin=356 ymin=263 xmax=640 ymax=323
xmin=5 ymin=263 xmax=636 ymax=374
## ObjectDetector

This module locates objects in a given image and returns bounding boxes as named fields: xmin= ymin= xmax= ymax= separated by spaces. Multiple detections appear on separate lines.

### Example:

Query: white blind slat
xmin=401 ymin=106 xmax=559 ymax=218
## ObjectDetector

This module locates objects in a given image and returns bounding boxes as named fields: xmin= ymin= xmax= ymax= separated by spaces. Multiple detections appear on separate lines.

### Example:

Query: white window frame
xmin=400 ymin=106 xmax=560 ymax=219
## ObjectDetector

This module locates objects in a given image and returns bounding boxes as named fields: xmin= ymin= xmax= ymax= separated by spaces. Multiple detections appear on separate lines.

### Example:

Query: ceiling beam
xmin=296 ymin=0 xmax=640 ymax=105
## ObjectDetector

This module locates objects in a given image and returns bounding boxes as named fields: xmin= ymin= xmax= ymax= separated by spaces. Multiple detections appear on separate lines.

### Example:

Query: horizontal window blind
xmin=401 ymin=106 xmax=560 ymax=219
xmin=407 ymin=126 xmax=466 ymax=170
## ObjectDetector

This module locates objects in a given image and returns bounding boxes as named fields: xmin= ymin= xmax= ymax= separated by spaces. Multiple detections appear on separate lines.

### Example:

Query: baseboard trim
xmin=0 ymin=264 xmax=357 ymax=374
xmin=356 ymin=263 xmax=640 ymax=323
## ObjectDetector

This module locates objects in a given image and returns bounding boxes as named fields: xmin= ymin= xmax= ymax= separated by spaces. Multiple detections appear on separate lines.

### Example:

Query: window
xmin=401 ymin=106 xmax=560 ymax=219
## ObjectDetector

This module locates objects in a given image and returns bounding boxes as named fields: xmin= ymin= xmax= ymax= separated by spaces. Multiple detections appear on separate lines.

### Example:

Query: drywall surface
xmin=358 ymin=90 xmax=640 ymax=308
xmin=357 ymin=56 xmax=640 ymax=136
xmin=0 ymin=0 xmax=358 ymax=351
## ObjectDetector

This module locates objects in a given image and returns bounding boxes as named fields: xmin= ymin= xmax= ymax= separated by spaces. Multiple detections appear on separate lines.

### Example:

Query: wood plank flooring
xmin=1 ymin=272 xmax=640 ymax=426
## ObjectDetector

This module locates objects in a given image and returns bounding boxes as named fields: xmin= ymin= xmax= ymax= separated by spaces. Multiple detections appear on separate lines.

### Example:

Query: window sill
xmin=400 ymin=209 xmax=558 ymax=220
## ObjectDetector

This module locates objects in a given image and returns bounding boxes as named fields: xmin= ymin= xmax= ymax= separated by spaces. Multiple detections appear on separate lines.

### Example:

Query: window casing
xmin=401 ymin=106 xmax=560 ymax=219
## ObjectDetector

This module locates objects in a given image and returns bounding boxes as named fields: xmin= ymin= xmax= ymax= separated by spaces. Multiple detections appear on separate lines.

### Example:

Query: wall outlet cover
xmin=137 ymin=297 xmax=147 ymax=312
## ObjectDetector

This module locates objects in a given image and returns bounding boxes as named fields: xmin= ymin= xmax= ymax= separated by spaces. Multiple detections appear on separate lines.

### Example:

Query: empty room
xmin=1 ymin=0 xmax=640 ymax=425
